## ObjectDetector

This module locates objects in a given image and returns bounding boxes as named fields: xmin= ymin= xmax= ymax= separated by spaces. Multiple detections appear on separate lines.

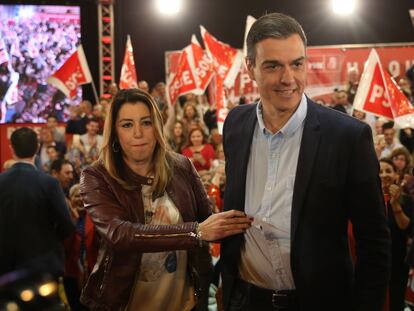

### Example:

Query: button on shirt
xmin=239 ymin=95 xmax=307 ymax=290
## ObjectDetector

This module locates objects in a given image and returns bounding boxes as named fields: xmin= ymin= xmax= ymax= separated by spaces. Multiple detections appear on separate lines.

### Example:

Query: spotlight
xmin=38 ymin=281 xmax=57 ymax=297
xmin=331 ymin=0 xmax=356 ymax=15
xmin=156 ymin=0 xmax=182 ymax=16
xmin=19 ymin=289 xmax=34 ymax=302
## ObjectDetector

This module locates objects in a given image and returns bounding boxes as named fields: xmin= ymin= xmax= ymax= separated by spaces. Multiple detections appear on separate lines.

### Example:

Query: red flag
xmin=188 ymin=34 xmax=214 ymax=94
xmin=165 ymin=50 xmax=182 ymax=81
xmin=353 ymin=49 xmax=393 ymax=119
xmin=384 ymin=69 xmax=414 ymax=128
xmin=47 ymin=45 xmax=92 ymax=99
xmin=354 ymin=49 xmax=414 ymax=127
xmin=119 ymin=35 xmax=138 ymax=90
xmin=200 ymin=26 xmax=242 ymax=88
xmin=200 ymin=26 xmax=243 ymax=132
xmin=166 ymin=48 xmax=198 ymax=105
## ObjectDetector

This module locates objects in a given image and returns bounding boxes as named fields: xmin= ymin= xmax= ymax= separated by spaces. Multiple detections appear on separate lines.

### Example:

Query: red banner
xmin=200 ymin=26 xmax=242 ymax=88
xmin=353 ymin=49 xmax=393 ymax=119
xmin=119 ymin=35 xmax=138 ymax=90
xmin=306 ymin=45 xmax=414 ymax=100
xmin=165 ymin=50 xmax=182 ymax=82
xmin=189 ymin=34 xmax=214 ymax=94
xmin=201 ymin=26 xmax=243 ymax=131
xmin=166 ymin=48 xmax=198 ymax=105
xmin=354 ymin=48 xmax=414 ymax=127
xmin=47 ymin=45 xmax=92 ymax=99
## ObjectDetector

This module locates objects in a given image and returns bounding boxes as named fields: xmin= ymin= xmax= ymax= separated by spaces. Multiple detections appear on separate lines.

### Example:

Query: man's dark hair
xmin=50 ymin=158 xmax=72 ymax=174
xmin=382 ymin=121 xmax=395 ymax=131
xmin=246 ymin=12 xmax=307 ymax=65
xmin=47 ymin=114 xmax=58 ymax=121
xmin=46 ymin=145 xmax=58 ymax=152
xmin=10 ymin=127 xmax=38 ymax=158
xmin=86 ymin=117 xmax=100 ymax=125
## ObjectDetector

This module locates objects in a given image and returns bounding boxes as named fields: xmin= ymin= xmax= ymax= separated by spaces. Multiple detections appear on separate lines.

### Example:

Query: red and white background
xmin=1 ymin=43 xmax=414 ymax=169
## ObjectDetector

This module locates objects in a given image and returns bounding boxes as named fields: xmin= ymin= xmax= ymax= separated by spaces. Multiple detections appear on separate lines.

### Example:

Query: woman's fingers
xmin=199 ymin=210 xmax=253 ymax=241
xmin=220 ymin=209 xmax=247 ymax=218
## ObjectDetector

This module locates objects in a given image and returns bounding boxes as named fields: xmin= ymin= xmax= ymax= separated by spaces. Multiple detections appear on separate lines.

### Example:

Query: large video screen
xmin=0 ymin=5 xmax=81 ymax=123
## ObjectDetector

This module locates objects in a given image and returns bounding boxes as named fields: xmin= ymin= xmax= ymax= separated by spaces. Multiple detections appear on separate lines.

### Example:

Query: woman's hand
xmin=193 ymin=152 xmax=206 ymax=165
xmin=199 ymin=210 xmax=253 ymax=241
xmin=389 ymin=184 xmax=401 ymax=208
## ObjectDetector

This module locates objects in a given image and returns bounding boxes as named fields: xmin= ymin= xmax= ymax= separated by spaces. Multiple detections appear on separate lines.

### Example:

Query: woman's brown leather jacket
xmin=79 ymin=154 xmax=212 ymax=310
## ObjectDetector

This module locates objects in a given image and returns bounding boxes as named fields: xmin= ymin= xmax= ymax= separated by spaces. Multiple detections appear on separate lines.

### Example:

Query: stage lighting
xmin=331 ymin=0 xmax=356 ymax=15
xmin=156 ymin=0 xmax=182 ymax=16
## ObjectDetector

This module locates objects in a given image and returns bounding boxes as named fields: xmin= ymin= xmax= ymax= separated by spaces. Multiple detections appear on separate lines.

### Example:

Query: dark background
xmin=2 ymin=0 xmax=414 ymax=98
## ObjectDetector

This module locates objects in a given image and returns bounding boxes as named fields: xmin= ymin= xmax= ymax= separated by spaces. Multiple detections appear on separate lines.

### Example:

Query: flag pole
xmin=90 ymin=79 xmax=100 ymax=104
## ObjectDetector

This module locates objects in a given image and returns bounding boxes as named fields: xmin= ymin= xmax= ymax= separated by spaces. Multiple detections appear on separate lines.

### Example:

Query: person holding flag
xmin=221 ymin=12 xmax=390 ymax=311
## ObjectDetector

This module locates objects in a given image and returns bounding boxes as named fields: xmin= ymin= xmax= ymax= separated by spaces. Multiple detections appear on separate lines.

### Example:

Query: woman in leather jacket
xmin=79 ymin=88 xmax=252 ymax=311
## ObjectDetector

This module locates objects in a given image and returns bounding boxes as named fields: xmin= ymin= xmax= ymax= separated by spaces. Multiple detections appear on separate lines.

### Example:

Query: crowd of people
xmin=3 ymin=11 xmax=414 ymax=311
xmin=2 ymin=65 xmax=414 ymax=311
xmin=0 ymin=5 xmax=81 ymax=123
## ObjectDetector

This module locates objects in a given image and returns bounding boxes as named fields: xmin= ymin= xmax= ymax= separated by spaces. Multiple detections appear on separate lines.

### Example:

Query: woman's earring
xmin=112 ymin=141 xmax=120 ymax=153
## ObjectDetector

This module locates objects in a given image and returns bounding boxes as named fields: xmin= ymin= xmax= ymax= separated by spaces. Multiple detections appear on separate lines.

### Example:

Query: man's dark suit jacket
xmin=221 ymin=99 xmax=391 ymax=311
xmin=0 ymin=162 xmax=75 ymax=277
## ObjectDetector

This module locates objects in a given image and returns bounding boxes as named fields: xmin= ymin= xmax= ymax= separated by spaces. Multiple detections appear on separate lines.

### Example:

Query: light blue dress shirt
xmin=239 ymin=94 xmax=307 ymax=290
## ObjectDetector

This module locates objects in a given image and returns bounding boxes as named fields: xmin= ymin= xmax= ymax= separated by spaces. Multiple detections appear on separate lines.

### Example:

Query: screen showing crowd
xmin=0 ymin=4 xmax=81 ymax=124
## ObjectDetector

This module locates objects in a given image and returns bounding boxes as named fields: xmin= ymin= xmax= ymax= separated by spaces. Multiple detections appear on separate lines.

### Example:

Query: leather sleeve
xmin=185 ymin=156 xmax=212 ymax=222
xmin=80 ymin=166 xmax=199 ymax=253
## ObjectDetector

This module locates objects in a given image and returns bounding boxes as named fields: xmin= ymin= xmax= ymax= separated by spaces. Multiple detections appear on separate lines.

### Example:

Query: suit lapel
xmin=291 ymin=100 xmax=321 ymax=244
xmin=237 ymin=105 xmax=258 ymax=212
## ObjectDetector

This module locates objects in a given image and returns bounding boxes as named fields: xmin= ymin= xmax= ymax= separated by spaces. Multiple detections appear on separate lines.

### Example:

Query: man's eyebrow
xmin=261 ymin=60 xmax=282 ymax=67
xmin=261 ymin=56 xmax=306 ymax=67
xmin=291 ymin=56 xmax=306 ymax=63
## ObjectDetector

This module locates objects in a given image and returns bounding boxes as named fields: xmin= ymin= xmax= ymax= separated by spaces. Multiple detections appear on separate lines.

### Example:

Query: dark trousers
xmin=63 ymin=277 xmax=89 ymax=311
xmin=389 ymin=264 xmax=409 ymax=311
xmin=227 ymin=279 xmax=299 ymax=311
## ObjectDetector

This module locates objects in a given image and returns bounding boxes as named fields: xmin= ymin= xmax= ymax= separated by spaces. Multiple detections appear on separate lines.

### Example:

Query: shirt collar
xmin=256 ymin=94 xmax=307 ymax=137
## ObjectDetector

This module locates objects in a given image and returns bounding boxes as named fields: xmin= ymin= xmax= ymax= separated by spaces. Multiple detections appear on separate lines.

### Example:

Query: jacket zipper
xmin=134 ymin=232 xmax=196 ymax=238
xmin=98 ymin=255 xmax=111 ymax=296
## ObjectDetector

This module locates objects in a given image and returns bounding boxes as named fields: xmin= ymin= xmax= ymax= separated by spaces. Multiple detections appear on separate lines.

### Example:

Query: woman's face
xmin=379 ymin=161 xmax=397 ymax=190
xmin=116 ymin=102 xmax=156 ymax=168
xmin=70 ymin=189 xmax=84 ymax=213
xmin=173 ymin=122 xmax=183 ymax=137
xmin=393 ymin=154 xmax=407 ymax=171
xmin=184 ymin=105 xmax=196 ymax=119
xmin=216 ymin=144 xmax=225 ymax=160
xmin=190 ymin=129 xmax=203 ymax=147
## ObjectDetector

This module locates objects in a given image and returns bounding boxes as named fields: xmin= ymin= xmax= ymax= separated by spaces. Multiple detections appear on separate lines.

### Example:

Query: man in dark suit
xmin=221 ymin=13 xmax=390 ymax=311
xmin=0 ymin=127 xmax=75 ymax=277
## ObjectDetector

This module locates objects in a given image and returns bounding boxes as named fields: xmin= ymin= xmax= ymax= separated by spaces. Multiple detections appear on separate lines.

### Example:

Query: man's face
xmin=56 ymin=163 xmax=74 ymax=189
xmin=138 ymin=81 xmax=149 ymax=93
xmin=40 ymin=128 xmax=54 ymax=143
xmin=383 ymin=128 xmax=395 ymax=145
xmin=247 ymin=34 xmax=306 ymax=113
xmin=80 ymin=101 xmax=91 ymax=114
xmin=334 ymin=91 xmax=348 ymax=105
xmin=86 ymin=121 xmax=100 ymax=136
xmin=47 ymin=148 xmax=58 ymax=160
xmin=47 ymin=117 xmax=58 ymax=129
